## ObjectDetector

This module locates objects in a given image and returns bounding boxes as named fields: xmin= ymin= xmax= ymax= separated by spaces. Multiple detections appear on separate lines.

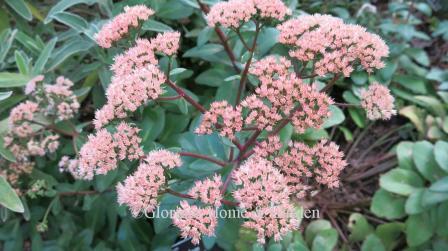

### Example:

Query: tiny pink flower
xmin=360 ymin=83 xmax=396 ymax=120
xmin=188 ymin=174 xmax=223 ymax=207
xmin=173 ymin=201 xmax=218 ymax=245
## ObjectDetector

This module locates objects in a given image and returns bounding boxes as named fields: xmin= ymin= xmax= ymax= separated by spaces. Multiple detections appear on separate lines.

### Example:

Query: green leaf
xmin=323 ymin=105 xmax=345 ymax=128
xmin=142 ymin=19 xmax=173 ymax=32
xmin=0 ymin=176 xmax=24 ymax=213
xmin=430 ymin=177 xmax=448 ymax=192
xmin=361 ymin=234 xmax=386 ymax=251
xmin=375 ymin=223 xmax=405 ymax=251
xmin=47 ymin=38 xmax=93 ymax=71
xmin=0 ymin=72 xmax=31 ymax=88
xmin=370 ymin=189 xmax=406 ymax=220
xmin=393 ymin=75 xmax=427 ymax=94
xmin=183 ymin=44 xmax=224 ymax=59
xmin=156 ymin=0 xmax=194 ymax=20
xmin=5 ymin=0 xmax=32 ymax=21
xmin=311 ymin=229 xmax=338 ymax=251
xmin=405 ymin=48 xmax=430 ymax=67
xmin=195 ymin=67 xmax=233 ymax=87
xmin=413 ymin=141 xmax=446 ymax=182
xmin=421 ymin=189 xmax=448 ymax=206
xmin=379 ymin=168 xmax=424 ymax=196
xmin=33 ymin=37 xmax=57 ymax=74
xmin=14 ymin=50 xmax=29 ymax=75
xmin=348 ymin=108 xmax=366 ymax=128
xmin=53 ymin=12 xmax=89 ymax=32
xmin=405 ymin=189 xmax=425 ymax=214
xmin=396 ymin=141 xmax=414 ymax=170
xmin=0 ymin=91 xmax=12 ymax=101
xmin=348 ymin=213 xmax=374 ymax=242
xmin=405 ymin=214 xmax=434 ymax=247
xmin=0 ymin=136 xmax=16 ymax=162
xmin=169 ymin=68 xmax=187 ymax=76
xmin=305 ymin=220 xmax=332 ymax=244
xmin=414 ymin=96 xmax=446 ymax=117
xmin=434 ymin=141 xmax=448 ymax=172
xmin=351 ymin=71 xmax=368 ymax=85
xmin=44 ymin=0 xmax=98 ymax=24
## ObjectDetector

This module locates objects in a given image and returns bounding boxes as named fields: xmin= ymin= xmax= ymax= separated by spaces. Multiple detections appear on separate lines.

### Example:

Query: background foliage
xmin=0 ymin=0 xmax=447 ymax=250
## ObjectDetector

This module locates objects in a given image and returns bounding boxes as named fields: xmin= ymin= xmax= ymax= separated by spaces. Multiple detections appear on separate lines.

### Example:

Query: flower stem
xmin=179 ymin=151 xmax=229 ymax=167
xmin=165 ymin=80 xmax=207 ymax=113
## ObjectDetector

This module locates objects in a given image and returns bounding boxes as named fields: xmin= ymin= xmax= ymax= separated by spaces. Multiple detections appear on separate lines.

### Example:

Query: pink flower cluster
xmin=95 ymin=5 xmax=154 ymax=48
xmin=233 ymin=157 xmax=299 ymax=242
xmin=94 ymin=31 xmax=180 ymax=129
xmin=77 ymin=123 xmax=143 ymax=180
xmin=277 ymin=14 xmax=389 ymax=76
xmin=207 ymin=0 xmax=290 ymax=28
xmin=117 ymin=150 xmax=182 ymax=217
xmin=241 ymin=95 xmax=282 ymax=131
xmin=188 ymin=174 xmax=223 ymax=207
xmin=274 ymin=139 xmax=347 ymax=197
xmin=360 ymin=83 xmax=396 ymax=120
xmin=94 ymin=66 xmax=166 ymax=129
xmin=253 ymin=135 xmax=282 ymax=158
xmin=195 ymin=101 xmax=243 ymax=139
xmin=173 ymin=201 xmax=217 ymax=245
xmin=3 ymin=75 xmax=79 ymax=186
xmin=58 ymin=156 xmax=81 ymax=179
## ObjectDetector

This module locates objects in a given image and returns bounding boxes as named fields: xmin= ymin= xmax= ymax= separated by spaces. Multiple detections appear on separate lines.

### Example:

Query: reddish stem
xmin=165 ymin=80 xmax=207 ymax=113
xmin=179 ymin=152 xmax=229 ymax=167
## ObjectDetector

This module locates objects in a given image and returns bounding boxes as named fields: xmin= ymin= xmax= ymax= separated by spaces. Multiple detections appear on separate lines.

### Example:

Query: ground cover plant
xmin=0 ymin=0 xmax=447 ymax=250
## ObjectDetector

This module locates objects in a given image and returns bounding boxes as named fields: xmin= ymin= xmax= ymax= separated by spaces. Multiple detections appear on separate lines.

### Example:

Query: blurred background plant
xmin=0 ymin=0 xmax=447 ymax=250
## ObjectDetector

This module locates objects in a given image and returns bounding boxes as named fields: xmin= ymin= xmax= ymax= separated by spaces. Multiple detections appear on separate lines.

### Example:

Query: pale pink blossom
xmin=233 ymin=157 xmax=290 ymax=210
xmin=117 ymin=149 xmax=182 ymax=216
xmin=243 ymin=203 xmax=299 ymax=244
xmin=8 ymin=101 xmax=39 ymax=138
xmin=117 ymin=161 xmax=165 ymax=217
xmin=113 ymin=122 xmax=143 ymax=160
xmin=58 ymin=156 xmax=81 ymax=179
xmin=241 ymin=95 xmax=282 ymax=131
xmin=250 ymin=56 xmax=292 ymax=83
xmin=105 ymin=65 xmax=166 ymax=120
xmin=95 ymin=5 xmax=154 ymax=48
xmin=207 ymin=0 xmax=290 ymax=28
xmin=252 ymin=0 xmax=291 ymax=21
xmin=277 ymin=14 xmax=389 ymax=76
xmin=274 ymin=141 xmax=315 ymax=198
xmin=78 ymin=129 xmax=117 ymax=180
xmin=151 ymin=31 xmax=181 ymax=56
xmin=110 ymin=38 xmax=157 ymax=78
xmin=207 ymin=0 xmax=256 ymax=28
xmin=41 ymin=134 xmax=60 ymax=153
xmin=253 ymin=135 xmax=282 ymax=158
xmin=313 ymin=140 xmax=347 ymax=188
xmin=290 ymin=83 xmax=333 ymax=133
xmin=188 ymin=174 xmax=223 ymax=207
xmin=93 ymin=104 xmax=115 ymax=129
xmin=195 ymin=101 xmax=243 ymax=140
xmin=143 ymin=149 xmax=182 ymax=169
xmin=360 ymin=83 xmax=396 ymax=120
xmin=27 ymin=140 xmax=45 ymax=156
xmin=25 ymin=75 xmax=44 ymax=94
xmin=173 ymin=200 xmax=218 ymax=245
xmin=43 ymin=76 xmax=79 ymax=121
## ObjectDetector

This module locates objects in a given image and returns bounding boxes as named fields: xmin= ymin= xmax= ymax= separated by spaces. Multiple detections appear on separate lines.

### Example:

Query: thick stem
xmin=235 ymin=23 xmax=260 ymax=105
xmin=236 ymin=129 xmax=261 ymax=161
xmin=29 ymin=120 xmax=78 ymax=137
xmin=321 ymin=75 xmax=340 ymax=93
xmin=165 ymin=80 xmax=207 ymax=113
xmin=196 ymin=0 xmax=241 ymax=73
xmin=235 ymin=29 xmax=251 ymax=51
xmin=179 ymin=152 xmax=228 ymax=167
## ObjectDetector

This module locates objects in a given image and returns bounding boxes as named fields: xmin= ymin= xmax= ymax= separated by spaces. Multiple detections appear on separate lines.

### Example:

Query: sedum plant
xmin=1 ymin=0 xmax=398 ymax=248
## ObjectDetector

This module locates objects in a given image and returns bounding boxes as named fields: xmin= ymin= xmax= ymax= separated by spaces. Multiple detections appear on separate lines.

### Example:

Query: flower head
xmin=105 ymin=65 xmax=166 ymax=120
xmin=25 ymin=75 xmax=44 ymax=94
xmin=243 ymin=203 xmax=299 ymax=244
xmin=173 ymin=201 xmax=218 ymax=245
xmin=207 ymin=0 xmax=256 ymax=28
xmin=253 ymin=135 xmax=282 ymax=158
xmin=151 ymin=31 xmax=181 ymax=56
xmin=277 ymin=14 xmax=389 ymax=76
xmin=188 ymin=174 xmax=223 ymax=207
xmin=360 ymin=83 xmax=396 ymax=120
xmin=116 ymin=149 xmax=182 ymax=217
xmin=241 ymin=95 xmax=282 ymax=131
xmin=8 ymin=101 xmax=39 ymax=138
xmin=113 ymin=122 xmax=143 ymax=160
xmin=195 ymin=101 xmax=243 ymax=140
xmin=95 ymin=5 xmax=154 ymax=48
xmin=111 ymin=38 xmax=157 ymax=78
xmin=233 ymin=157 xmax=290 ymax=210
xmin=78 ymin=129 xmax=117 ymax=180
